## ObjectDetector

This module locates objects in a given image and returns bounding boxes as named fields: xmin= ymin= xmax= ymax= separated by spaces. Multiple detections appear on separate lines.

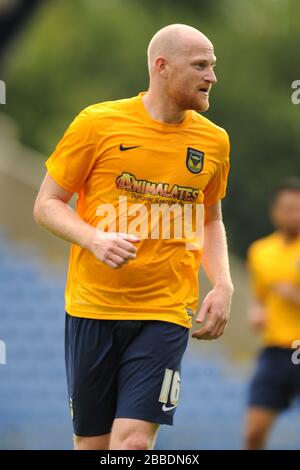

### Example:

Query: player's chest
xmin=258 ymin=247 xmax=300 ymax=284
xmin=94 ymin=130 xmax=220 ymax=189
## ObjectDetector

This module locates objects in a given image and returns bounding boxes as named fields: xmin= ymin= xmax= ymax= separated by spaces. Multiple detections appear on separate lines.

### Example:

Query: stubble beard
xmin=172 ymin=87 xmax=210 ymax=113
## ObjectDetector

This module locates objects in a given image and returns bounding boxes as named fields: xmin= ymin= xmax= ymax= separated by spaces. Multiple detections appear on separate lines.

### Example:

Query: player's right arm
xmin=247 ymin=243 xmax=267 ymax=332
xmin=33 ymin=172 xmax=139 ymax=269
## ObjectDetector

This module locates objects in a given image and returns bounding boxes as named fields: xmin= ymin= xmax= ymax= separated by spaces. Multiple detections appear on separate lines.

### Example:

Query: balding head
xmin=144 ymin=24 xmax=217 ymax=114
xmin=147 ymin=24 xmax=213 ymax=76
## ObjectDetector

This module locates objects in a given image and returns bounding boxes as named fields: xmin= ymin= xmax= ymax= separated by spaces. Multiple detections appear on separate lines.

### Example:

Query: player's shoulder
xmin=190 ymin=111 xmax=230 ymax=143
xmin=80 ymin=96 xmax=138 ymax=121
xmin=69 ymin=96 xmax=138 ymax=134
xmin=190 ymin=112 xmax=230 ymax=161
xmin=248 ymin=232 xmax=280 ymax=257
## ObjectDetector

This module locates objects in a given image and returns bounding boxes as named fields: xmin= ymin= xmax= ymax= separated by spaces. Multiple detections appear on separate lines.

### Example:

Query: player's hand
xmin=192 ymin=284 xmax=233 ymax=340
xmin=89 ymin=230 xmax=140 ymax=269
xmin=247 ymin=299 xmax=266 ymax=331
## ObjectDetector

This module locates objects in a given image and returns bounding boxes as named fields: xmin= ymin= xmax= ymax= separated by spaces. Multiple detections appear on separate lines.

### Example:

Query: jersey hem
xmin=66 ymin=305 xmax=192 ymax=329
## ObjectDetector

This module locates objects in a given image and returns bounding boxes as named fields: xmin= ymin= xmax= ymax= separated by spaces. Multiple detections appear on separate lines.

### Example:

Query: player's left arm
xmin=192 ymin=200 xmax=234 ymax=340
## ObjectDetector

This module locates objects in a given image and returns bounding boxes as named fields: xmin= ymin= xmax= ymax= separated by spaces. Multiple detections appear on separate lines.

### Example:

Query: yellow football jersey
xmin=46 ymin=92 xmax=230 ymax=328
xmin=248 ymin=232 xmax=300 ymax=346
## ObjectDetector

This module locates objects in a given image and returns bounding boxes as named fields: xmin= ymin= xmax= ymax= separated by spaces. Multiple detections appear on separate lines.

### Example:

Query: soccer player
xmin=34 ymin=24 xmax=233 ymax=450
xmin=245 ymin=178 xmax=300 ymax=450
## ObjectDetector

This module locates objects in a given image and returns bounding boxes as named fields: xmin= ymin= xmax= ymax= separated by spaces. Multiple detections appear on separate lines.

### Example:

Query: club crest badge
xmin=186 ymin=147 xmax=204 ymax=174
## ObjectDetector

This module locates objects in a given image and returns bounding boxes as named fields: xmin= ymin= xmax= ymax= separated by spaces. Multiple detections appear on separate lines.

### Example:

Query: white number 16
xmin=159 ymin=369 xmax=181 ymax=405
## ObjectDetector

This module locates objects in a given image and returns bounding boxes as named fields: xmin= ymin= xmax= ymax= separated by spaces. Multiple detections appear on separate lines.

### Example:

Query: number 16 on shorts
xmin=159 ymin=369 xmax=181 ymax=411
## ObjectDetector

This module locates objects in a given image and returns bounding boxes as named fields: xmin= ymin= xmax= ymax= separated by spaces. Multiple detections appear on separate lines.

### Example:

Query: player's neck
xmin=279 ymin=230 xmax=300 ymax=243
xmin=142 ymin=90 xmax=187 ymax=124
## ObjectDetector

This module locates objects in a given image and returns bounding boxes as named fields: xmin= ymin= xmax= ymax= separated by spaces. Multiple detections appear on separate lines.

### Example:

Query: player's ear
xmin=155 ymin=56 xmax=169 ymax=78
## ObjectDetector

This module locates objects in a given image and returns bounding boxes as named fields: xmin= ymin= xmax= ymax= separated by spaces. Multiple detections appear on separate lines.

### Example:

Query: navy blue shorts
xmin=248 ymin=347 xmax=300 ymax=411
xmin=65 ymin=313 xmax=189 ymax=436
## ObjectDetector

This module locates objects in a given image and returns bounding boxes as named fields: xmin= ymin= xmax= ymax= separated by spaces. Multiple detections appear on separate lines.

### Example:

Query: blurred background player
xmin=245 ymin=178 xmax=300 ymax=450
